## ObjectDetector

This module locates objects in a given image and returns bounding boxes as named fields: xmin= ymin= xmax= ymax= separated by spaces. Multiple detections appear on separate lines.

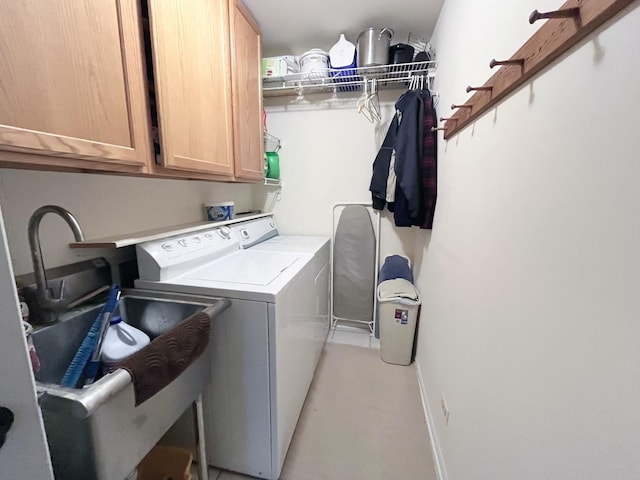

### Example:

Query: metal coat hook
xmin=529 ymin=7 xmax=580 ymax=24
xmin=466 ymin=85 xmax=493 ymax=93
xmin=489 ymin=58 xmax=525 ymax=69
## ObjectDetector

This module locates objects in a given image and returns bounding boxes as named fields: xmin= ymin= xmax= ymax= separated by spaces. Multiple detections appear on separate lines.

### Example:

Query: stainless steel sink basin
xmin=33 ymin=289 xmax=230 ymax=480
xmin=33 ymin=294 xmax=210 ymax=385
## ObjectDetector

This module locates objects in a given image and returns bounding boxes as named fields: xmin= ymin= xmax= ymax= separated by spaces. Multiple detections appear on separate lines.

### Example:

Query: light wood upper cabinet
xmin=147 ymin=0 xmax=235 ymax=177
xmin=0 ymin=0 xmax=265 ymax=183
xmin=230 ymin=0 xmax=265 ymax=182
xmin=0 ymin=0 xmax=152 ymax=169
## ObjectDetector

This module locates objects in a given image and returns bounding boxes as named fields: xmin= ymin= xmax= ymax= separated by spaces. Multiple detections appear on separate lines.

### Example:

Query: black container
xmin=389 ymin=43 xmax=415 ymax=64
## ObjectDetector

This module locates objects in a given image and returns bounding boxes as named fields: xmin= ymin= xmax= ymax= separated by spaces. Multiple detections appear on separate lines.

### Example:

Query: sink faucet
xmin=28 ymin=205 xmax=85 ymax=318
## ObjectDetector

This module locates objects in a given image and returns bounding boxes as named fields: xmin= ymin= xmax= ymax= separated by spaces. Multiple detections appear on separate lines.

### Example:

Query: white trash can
xmin=377 ymin=278 xmax=421 ymax=365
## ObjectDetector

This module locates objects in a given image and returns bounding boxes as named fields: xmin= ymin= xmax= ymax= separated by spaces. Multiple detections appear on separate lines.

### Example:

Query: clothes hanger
xmin=368 ymin=79 xmax=381 ymax=122
xmin=357 ymin=79 xmax=376 ymax=123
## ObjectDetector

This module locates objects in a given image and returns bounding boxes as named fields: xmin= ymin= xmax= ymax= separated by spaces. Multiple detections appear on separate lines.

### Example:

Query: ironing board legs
xmin=192 ymin=394 xmax=209 ymax=480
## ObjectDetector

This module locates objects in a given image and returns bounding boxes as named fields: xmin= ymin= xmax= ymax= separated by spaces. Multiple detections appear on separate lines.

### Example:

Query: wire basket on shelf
xmin=407 ymin=32 xmax=435 ymax=62
xmin=264 ymin=132 xmax=281 ymax=153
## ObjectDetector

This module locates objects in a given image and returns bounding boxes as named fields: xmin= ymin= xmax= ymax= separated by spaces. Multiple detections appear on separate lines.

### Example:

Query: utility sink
xmin=32 ymin=289 xmax=230 ymax=480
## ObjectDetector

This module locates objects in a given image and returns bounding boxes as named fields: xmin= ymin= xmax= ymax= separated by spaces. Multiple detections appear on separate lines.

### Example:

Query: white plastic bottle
xmin=101 ymin=315 xmax=150 ymax=372
xmin=329 ymin=33 xmax=356 ymax=69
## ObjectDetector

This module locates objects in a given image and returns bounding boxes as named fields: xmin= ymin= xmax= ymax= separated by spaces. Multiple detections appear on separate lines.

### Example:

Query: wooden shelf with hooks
xmin=442 ymin=0 xmax=635 ymax=140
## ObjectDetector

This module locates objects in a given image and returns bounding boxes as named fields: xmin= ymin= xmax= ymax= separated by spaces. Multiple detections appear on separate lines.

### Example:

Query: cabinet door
xmin=230 ymin=1 xmax=265 ymax=182
xmin=148 ymin=0 xmax=234 ymax=176
xmin=0 ymin=0 xmax=151 ymax=168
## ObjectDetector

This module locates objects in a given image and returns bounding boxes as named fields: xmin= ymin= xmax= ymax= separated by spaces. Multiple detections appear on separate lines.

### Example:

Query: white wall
xmin=0 ymin=169 xmax=256 ymax=275
xmin=262 ymin=93 xmax=416 ymax=262
xmin=414 ymin=2 xmax=640 ymax=479
xmin=0 ymin=208 xmax=53 ymax=480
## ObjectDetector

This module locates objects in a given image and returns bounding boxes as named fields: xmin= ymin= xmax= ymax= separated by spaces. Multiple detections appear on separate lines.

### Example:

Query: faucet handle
xmin=36 ymin=278 xmax=67 ymax=313
xmin=55 ymin=278 xmax=66 ymax=301
xmin=42 ymin=278 xmax=66 ymax=303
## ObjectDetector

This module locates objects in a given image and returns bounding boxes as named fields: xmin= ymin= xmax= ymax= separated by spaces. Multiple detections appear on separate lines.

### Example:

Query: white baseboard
xmin=416 ymin=362 xmax=448 ymax=480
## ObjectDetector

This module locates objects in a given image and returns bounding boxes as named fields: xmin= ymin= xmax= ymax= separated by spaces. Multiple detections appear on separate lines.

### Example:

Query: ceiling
xmin=242 ymin=0 xmax=445 ymax=57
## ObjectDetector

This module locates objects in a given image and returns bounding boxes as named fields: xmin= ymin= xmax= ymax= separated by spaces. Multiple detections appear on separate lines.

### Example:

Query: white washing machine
xmin=135 ymin=215 xmax=330 ymax=479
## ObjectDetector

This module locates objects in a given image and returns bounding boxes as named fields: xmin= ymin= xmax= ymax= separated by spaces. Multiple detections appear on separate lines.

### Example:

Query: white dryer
xmin=135 ymin=215 xmax=329 ymax=479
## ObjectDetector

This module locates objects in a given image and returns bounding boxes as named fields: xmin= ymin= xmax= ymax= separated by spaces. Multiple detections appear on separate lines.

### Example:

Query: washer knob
xmin=220 ymin=226 xmax=232 ymax=238
xmin=161 ymin=243 xmax=173 ymax=252
xmin=178 ymin=239 xmax=187 ymax=247
xmin=241 ymin=229 xmax=250 ymax=239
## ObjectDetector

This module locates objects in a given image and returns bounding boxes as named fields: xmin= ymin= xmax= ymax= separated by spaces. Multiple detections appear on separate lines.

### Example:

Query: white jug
xmin=329 ymin=34 xmax=356 ymax=69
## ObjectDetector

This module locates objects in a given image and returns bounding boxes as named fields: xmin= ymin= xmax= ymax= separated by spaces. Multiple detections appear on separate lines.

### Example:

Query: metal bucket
xmin=356 ymin=27 xmax=394 ymax=67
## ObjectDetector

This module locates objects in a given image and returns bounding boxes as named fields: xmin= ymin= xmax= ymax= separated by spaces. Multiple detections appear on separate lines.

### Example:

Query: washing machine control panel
xmin=155 ymin=229 xmax=232 ymax=253
xmin=137 ymin=226 xmax=240 ymax=281
xmin=136 ymin=216 xmax=278 ymax=280
xmin=230 ymin=217 xmax=279 ymax=249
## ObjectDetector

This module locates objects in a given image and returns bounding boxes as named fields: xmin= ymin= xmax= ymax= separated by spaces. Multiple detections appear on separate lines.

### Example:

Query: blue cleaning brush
xmin=83 ymin=288 xmax=121 ymax=386
xmin=60 ymin=285 xmax=119 ymax=388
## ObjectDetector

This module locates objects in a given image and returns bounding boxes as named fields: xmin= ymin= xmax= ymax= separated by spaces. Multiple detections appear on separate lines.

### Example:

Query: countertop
xmin=70 ymin=213 xmax=272 ymax=249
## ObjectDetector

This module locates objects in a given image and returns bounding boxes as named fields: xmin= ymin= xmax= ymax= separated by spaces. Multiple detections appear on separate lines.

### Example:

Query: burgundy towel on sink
xmin=119 ymin=311 xmax=210 ymax=406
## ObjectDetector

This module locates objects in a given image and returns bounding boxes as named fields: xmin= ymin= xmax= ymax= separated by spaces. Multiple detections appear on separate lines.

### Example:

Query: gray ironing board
xmin=332 ymin=205 xmax=377 ymax=330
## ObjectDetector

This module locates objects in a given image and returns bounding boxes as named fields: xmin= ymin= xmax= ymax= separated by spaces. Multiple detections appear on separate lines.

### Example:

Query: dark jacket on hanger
xmin=393 ymin=90 xmax=423 ymax=220
xmin=369 ymin=88 xmax=438 ymax=229
xmin=418 ymin=90 xmax=438 ymax=229
xmin=369 ymin=116 xmax=398 ymax=211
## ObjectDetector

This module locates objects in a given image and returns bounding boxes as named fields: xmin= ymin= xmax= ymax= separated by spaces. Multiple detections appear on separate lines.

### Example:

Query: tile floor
xmin=189 ymin=324 xmax=433 ymax=480
xmin=328 ymin=323 xmax=381 ymax=349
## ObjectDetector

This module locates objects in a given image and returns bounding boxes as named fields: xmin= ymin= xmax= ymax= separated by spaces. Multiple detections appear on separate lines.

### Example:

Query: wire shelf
xmin=262 ymin=60 xmax=436 ymax=97
xmin=263 ymin=178 xmax=282 ymax=187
